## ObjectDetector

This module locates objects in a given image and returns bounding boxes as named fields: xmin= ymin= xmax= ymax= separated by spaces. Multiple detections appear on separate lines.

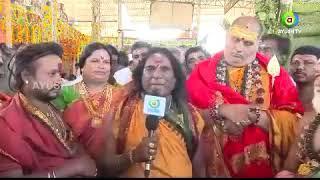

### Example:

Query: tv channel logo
xmin=148 ymin=99 xmax=160 ymax=108
xmin=143 ymin=95 xmax=166 ymax=117
xmin=281 ymin=11 xmax=299 ymax=28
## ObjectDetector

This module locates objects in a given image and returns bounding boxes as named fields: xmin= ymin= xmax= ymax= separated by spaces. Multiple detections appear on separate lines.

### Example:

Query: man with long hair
xmin=100 ymin=47 xmax=204 ymax=177
xmin=0 ymin=42 xmax=97 ymax=177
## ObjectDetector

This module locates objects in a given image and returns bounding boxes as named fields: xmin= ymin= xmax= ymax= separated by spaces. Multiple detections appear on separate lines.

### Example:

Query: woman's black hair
xmin=78 ymin=42 xmax=116 ymax=84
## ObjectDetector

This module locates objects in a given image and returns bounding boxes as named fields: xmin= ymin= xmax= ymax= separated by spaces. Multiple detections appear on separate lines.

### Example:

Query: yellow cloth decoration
xmin=227 ymin=66 xmax=245 ymax=93
xmin=229 ymin=25 xmax=258 ymax=42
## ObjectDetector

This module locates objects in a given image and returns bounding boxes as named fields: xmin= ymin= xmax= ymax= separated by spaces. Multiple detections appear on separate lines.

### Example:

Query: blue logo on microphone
xmin=143 ymin=95 xmax=166 ymax=117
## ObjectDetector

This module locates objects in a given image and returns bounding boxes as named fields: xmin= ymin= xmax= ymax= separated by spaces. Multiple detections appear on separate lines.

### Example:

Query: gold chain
xmin=47 ymin=107 xmax=67 ymax=139
xmin=79 ymin=82 xmax=113 ymax=128
xmin=19 ymin=93 xmax=73 ymax=153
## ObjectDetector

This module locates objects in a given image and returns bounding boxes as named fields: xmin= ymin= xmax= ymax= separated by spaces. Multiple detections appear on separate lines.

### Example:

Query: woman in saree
xmin=53 ymin=42 xmax=126 ymax=175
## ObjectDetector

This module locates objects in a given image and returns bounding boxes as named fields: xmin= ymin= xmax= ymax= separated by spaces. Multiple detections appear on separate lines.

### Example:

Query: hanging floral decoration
xmin=0 ymin=1 xmax=90 ymax=68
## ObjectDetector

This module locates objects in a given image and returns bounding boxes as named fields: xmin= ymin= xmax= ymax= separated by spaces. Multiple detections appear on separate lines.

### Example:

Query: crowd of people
xmin=0 ymin=15 xmax=320 ymax=178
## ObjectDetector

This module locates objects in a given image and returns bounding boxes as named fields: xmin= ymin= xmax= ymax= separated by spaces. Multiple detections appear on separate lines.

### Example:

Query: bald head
xmin=224 ymin=16 xmax=263 ymax=67
xmin=231 ymin=16 xmax=264 ymax=38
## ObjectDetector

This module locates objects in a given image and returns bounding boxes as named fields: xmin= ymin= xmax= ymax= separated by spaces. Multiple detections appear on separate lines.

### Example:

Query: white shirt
xmin=113 ymin=67 xmax=132 ymax=85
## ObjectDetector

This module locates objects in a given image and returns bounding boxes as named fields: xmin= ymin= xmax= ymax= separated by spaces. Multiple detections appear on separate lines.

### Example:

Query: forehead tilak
xmin=229 ymin=24 xmax=258 ymax=42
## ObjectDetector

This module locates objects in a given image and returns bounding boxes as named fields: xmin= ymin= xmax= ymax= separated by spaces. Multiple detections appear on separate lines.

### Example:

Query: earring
xmin=25 ymin=80 xmax=29 ymax=85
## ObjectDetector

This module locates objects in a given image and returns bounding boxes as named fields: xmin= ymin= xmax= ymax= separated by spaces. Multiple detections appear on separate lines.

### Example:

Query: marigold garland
xmin=0 ymin=2 xmax=90 ymax=65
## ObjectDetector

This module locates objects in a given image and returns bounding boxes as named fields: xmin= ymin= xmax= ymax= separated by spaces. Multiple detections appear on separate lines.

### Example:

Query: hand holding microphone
xmin=132 ymin=135 xmax=158 ymax=163
xmin=140 ymin=95 xmax=166 ymax=177
xmin=130 ymin=116 xmax=159 ymax=178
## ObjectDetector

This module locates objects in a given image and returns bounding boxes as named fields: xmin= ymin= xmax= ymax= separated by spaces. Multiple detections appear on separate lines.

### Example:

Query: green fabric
xmin=51 ymin=85 xmax=81 ymax=111
xmin=164 ymin=100 xmax=194 ymax=158
xmin=309 ymin=170 xmax=320 ymax=178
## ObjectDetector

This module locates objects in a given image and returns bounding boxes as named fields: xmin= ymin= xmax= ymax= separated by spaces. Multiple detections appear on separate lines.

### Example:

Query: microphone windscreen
xmin=145 ymin=115 xmax=160 ymax=131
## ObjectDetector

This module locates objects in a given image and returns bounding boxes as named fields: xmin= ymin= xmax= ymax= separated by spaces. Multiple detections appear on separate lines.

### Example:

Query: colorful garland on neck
xmin=216 ymin=58 xmax=265 ymax=105
xmin=297 ymin=114 xmax=320 ymax=176
xmin=298 ymin=114 xmax=320 ymax=161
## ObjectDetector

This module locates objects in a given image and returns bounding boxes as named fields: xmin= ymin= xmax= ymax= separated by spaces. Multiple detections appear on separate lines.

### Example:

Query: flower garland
xmin=6 ymin=2 xmax=90 ymax=65
xmin=216 ymin=59 xmax=265 ymax=104
xmin=297 ymin=114 xmax=320 ymax=176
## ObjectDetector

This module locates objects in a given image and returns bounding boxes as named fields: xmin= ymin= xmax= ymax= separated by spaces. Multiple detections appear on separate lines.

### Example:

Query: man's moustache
xmin=294 ymin=71 xmax=306 ymax=76
xmin=232 ymin=53 xmax=243 ymax=59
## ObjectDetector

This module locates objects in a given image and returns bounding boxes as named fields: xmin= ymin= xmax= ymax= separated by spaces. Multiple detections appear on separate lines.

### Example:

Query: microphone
xmin=144 ymin=115 xmax=160 ymax=178
xmin=143 ymin=94 xmax=166 ymax=177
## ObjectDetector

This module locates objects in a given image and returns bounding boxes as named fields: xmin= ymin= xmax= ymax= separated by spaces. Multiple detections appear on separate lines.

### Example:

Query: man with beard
xmin=275 ymin=46 xmax=320 ymax=178
xmin=289 ymin=46 xmax=320 ymax=127
xmin=0 ymin=42 xmax=97 ymax=177
xmin=187 ymin=16 xmax=303 ymax=177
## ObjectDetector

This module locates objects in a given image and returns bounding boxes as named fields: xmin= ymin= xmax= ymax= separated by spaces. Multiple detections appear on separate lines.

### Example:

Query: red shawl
xmin=0 ymin=92 xmax=11 ymax=109
xmin=0 ymin=95 xmax=72 ymax=174
xmin=186 ymin=51 xmax=303 ymax=114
